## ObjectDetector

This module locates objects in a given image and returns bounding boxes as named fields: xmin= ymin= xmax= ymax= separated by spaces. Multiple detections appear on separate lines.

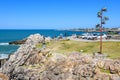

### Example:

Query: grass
xmin=45 ymin=40 xmax=120 ymax=59
xmin=36 ymin=43 xmax=43 ymax=48
xmin=100 ymin=68 xmax=111 ymax=74
xmin=23 ymin=64 xmax=41 ymax=68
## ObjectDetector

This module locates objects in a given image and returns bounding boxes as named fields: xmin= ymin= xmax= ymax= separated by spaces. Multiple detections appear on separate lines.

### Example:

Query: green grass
xmin=23 ymin=64 xmax=41 ymax=68
xmin=36 ymin=43 xmax=43 ymax=48
xmin=46 ymin=40 xmax=120 ymax=59
xmin=100 ymin=68 xmax=110 ymax=74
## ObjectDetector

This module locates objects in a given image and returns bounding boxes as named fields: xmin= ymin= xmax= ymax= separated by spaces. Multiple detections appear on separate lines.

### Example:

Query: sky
xmin=0 ymin=0 xmax=120 ymax=29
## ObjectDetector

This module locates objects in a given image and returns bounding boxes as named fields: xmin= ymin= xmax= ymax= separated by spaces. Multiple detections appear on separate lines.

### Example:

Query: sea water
xmin=0 ymin=29 xmax=84 ymax=59
xmin=0 ymin=44 xmax=19 ymax=59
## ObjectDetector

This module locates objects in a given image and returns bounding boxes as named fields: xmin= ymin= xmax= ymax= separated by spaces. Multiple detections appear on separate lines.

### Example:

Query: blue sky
xmin=0 ymin=0 xmax=120 ymax=29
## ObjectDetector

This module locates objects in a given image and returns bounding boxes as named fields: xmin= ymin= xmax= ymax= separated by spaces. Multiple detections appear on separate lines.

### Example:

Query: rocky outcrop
xmin=1 ymin=34 xmax=46 ymax=78
xmin=9 ymin=39 xmax=27 ymax=45
xmin=0 ymin=73 xmax=9 ymax=80
xmin=1 ymin=34 xmax=120 ymax=80
xmin=0 ymin=58 xmax=8 ymax=68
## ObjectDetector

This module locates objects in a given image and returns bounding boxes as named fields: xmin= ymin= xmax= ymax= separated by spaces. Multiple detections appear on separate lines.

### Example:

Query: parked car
xmin=81 ymin=33 xmax=97 ymax=40
xmin=97 ymin=33 xmax=107 ymax=39
xmin=82 ymin=33 xmax=107 ymax=40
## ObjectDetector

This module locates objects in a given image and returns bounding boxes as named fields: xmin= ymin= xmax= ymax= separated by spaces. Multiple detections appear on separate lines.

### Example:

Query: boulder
xmin=1 ymin=34 xmax=48 ymax=79
xmin=109 ymin=60 xmax=120 ymax=74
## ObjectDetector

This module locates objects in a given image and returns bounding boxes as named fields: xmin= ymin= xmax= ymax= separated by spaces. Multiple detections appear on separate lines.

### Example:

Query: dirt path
xmin=69 ymin=38 xmax=120 ymax=42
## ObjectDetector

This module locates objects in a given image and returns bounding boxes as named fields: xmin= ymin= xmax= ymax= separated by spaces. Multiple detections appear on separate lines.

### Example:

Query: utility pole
xmin=96 ymin=8 xmax=109 ymax=54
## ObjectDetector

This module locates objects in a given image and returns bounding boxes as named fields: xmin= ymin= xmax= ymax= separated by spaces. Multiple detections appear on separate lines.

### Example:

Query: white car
xmin=97 ymin=34 xmax=107 ymax=39
xmin=82 ymin=33 xmax=97 ymax=40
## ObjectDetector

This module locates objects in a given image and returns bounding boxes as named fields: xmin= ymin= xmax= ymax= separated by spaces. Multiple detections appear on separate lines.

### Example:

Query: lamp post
xmin=97 ymin=8 xmax=109 ymax=54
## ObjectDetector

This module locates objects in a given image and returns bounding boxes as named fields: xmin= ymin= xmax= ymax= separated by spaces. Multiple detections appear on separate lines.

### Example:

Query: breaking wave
xmin=0 ymin=43 xmax=9 ymax=45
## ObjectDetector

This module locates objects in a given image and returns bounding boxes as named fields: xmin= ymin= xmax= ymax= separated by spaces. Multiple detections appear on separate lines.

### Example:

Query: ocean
xmin=0 ymin=29 xmax=84 ymax=59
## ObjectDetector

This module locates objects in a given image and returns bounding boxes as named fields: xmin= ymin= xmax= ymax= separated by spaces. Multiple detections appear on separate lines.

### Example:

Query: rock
xmin=0 ymin=58 xmax=8 ymax=68
xmin=97 ymin=60 xmax=105 ymax=68
xmin=50 ymin=53 xmax=66 ymax=63
xmin=81 ymin=55 xmax=92 ymax=64
xmin=1 ymin=33 xmax=120 ymax=79
xmin=110 ymin=74 xmax=120 ymax=80
xmin=94 ymin=74 xmax=110 ymax=80
xmin=94 ymin=53 xmax=107 ymax=59
xmin=109 ymin=60 xmax=120 ymax=74
xmin=104 ymin=60 xmax=112 ymax=70
xmin=45 ymin=37 xmax=51 ymax=42
xmin=1 ymin=34 xmax=49 ymax=79
xmin=9 ymin=39 xmax=27 ymax=45
xmin=0 ymin=72 xmax=9 ymax=80
xmin=67 ymin=52 xmax=81 ymax=60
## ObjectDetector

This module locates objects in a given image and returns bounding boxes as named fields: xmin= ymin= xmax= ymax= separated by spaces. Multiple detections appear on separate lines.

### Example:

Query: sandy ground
xmin=67 ymin=37 xmax=120 ymax=42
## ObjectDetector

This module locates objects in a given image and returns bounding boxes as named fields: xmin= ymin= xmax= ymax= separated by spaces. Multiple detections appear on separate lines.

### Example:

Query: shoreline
xmin=0 ymin=54 xmax=8 ymax=60
xmin=0 ymin=35 xmax=120 ymax=60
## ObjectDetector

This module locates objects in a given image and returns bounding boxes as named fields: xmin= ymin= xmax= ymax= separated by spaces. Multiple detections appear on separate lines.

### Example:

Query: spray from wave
xmin=0 ymin=43 xmax=9 ymax=45
xmin=0 ymin=54 xmax=8 ymax=59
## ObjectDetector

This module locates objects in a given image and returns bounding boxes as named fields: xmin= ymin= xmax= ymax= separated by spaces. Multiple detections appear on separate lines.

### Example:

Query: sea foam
xmin=0 ymin=43 xmax=9 ymax=45
xmin=0 ymin=54 xmax=8 ymax=59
